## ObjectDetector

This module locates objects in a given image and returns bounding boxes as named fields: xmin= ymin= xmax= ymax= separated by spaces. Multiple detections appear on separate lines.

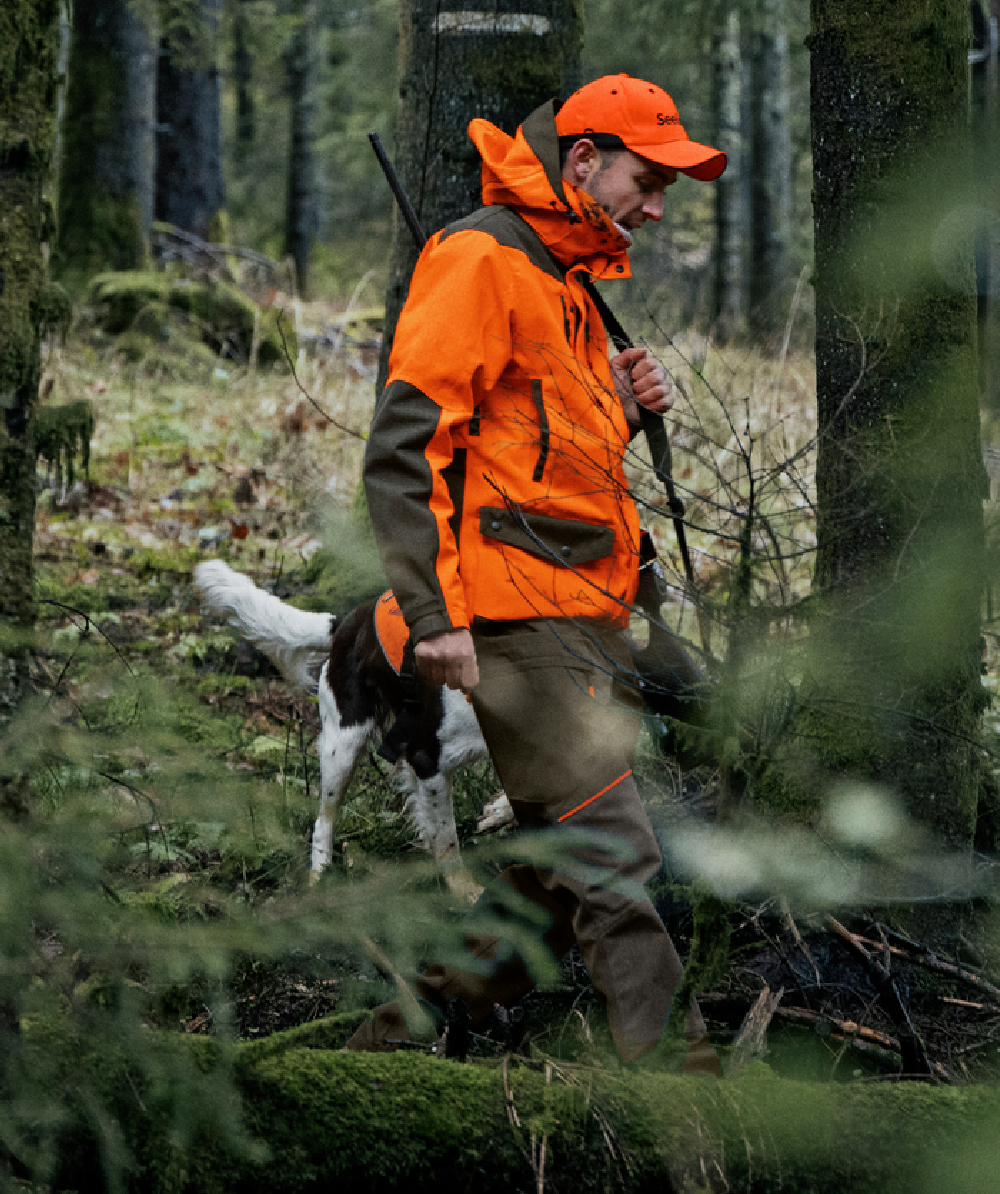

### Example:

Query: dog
xmin=192 ymin=552 xmax=708 ymax=903
xmin=192 ymin=560 xmax=503 ymax=902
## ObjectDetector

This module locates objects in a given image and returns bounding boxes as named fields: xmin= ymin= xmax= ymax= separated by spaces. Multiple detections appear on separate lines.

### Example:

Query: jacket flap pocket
xmin=480 ymin=507 xmax=615 ymax=565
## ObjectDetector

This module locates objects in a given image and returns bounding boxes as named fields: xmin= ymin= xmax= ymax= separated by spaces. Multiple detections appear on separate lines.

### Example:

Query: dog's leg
xmin=404 ymin=771 xmax=483 ymax=906
xmin=395 ymin=688 xmax=484 ymax=905
xmin=311 ymin=661 xmax=375 ymax=883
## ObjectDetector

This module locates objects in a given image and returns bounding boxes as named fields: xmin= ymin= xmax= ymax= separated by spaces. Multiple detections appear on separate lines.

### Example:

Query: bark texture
xmin=749 ymin=0 xmax=792 ymax=339
xmin=156 ymin=0 xmax=225 ymax=239
xmin=711 ymin=4 xmax=747 ymax=341
xmin=0 ymin=0 xmax=62 ymax=720
xmin=284 ymin=0 xmax=318 ymax=297
xmin=56 ymin=0 xmax=157 ymax=282
xmin=972 ymin=1 xmax=1000 ymax=414
xmin=810 ymin=0 xmax=984 ymax=856
xmin=376 ymin=0 xmax=583 ymax=391
xmin=233 ymin=0 xmax=254 ymax=163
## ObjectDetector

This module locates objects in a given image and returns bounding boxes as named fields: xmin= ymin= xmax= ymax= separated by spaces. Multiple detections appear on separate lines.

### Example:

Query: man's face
xmin=578 ymin=148 xmax=678 ymax=233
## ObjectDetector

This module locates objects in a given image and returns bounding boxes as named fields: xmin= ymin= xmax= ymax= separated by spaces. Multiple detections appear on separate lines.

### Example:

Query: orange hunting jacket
xmin=363 ymin=100 xmax=642 ymax=645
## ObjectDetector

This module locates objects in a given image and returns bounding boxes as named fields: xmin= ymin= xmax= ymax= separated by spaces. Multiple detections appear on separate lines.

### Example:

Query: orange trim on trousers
xmin=556 ymin=769 xmax=633 ymax=823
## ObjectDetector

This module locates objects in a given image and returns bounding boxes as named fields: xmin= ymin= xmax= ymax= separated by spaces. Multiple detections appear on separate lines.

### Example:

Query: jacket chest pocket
xmin=530 ymin=379 xmax=549 ymax=482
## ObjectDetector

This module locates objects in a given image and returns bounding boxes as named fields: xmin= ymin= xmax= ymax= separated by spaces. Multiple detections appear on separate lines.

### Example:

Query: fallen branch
xmin=774 ymin=1005 xmax=949 ymax=1079
xmin=824 ymin=917 xmax=933 ymax=1077
xmin=940 ymin=995 xmax=1000 ymax=1014
xmin=728 ymin=984 xmax=784 ymax=1076
xmin=851 ymin=932 xmax=1000 ymax=1004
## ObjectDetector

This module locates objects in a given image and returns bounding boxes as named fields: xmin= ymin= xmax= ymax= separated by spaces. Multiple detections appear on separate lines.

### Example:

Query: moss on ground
xmin=87 ymin=271 xmax=290 ymax=364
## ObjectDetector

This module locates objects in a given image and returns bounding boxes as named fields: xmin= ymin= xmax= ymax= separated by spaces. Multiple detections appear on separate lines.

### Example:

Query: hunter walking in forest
xmin=347 ymin=76 xmax=726 ymax=1069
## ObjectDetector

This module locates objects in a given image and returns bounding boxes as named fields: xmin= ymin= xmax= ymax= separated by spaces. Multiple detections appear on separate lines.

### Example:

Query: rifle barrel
xmin=368 ymin=132 xmax=428 ymax=251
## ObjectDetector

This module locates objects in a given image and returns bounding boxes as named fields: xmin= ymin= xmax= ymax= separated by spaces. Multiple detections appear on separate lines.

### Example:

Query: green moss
xmin=17 ymin=1012 xmax=1000 ymax=1194
xmin=668 ymin=883 xmax=732 ymax=1033
xmin=87 ymin=271 xmax=291 ymax=365
xmin=35 ymin=399 xmax=93 ymax=491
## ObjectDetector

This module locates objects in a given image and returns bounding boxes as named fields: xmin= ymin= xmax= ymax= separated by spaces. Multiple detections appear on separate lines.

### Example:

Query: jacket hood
xmin=467 ymin=100 xmax=632 ymax=281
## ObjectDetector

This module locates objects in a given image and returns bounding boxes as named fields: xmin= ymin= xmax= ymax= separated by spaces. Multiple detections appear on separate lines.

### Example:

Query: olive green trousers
xmin=345 ymin=618 xmax=718 ymax=1069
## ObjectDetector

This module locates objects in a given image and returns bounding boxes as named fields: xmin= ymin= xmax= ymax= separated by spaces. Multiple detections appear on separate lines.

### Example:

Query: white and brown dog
xmin=193 ymin=552 xmax=706 ymax=902
xmin=192 ymin=561 xmax=510 ymax=902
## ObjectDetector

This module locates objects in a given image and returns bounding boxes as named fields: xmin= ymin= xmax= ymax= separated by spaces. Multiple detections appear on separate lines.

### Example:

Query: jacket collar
xmin=467 ymin=100 xmax=633 ymax=282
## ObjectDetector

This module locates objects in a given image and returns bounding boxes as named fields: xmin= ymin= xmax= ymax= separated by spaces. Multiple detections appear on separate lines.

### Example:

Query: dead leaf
xmin=230 ymin=518 xmax=249 ymax=540
xmin=66 ymin=569 xmax=100 ymax=587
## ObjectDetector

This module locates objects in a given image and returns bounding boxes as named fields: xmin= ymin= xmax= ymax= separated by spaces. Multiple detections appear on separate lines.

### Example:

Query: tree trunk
xmin=285 ymin=0 xmax=318 ymax=298
xmin=376 ymin=0 xmax=582 ymax=392
xmin=810 ymin=0 xmax=984 ymax=873
xmin=972 ymin=1 xmax=999 ymax=414
xmin=233 ymin=0 xmax=254 ymax=164
xmin=0 ymin=0 xmax=62 ymax=722
xmin=156 ymin=0 xmax=225 ymax=240
xmin=56 ymin=0 xmax=157 ymax=284
xmin=749 ymin=0 xmax=792 ymax=341
xmin=711 ymin=4 xmax=747 ymax=342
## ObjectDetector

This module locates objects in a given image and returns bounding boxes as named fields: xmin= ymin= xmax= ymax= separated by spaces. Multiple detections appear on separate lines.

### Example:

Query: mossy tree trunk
xmin=56 ymin=0 xmax=157 ymax=287
xmin=971 ymin=1 xmax=999 ymax=415
xmin=284 ymin=0 xmax=318 ymax=298
xmin=156 ymin=0 xmax=225 ymax=240
xmin=748 ymin=0 xmax=792 ymax=341
xmin=376 ymin=0 xmax=583 ymax=391
xmin=810 ymin=2 xmax=985 ymax=877
xmin=0 ymin=0 xmax=61 ymax=722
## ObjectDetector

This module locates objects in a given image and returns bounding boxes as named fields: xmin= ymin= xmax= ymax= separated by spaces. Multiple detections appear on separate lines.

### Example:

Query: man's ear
xmin=562 ymin=138 xmax=600 ymax=188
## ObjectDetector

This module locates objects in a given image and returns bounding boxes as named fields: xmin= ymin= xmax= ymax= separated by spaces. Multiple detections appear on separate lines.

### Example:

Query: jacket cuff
xmin=409 ymin=610 xmax=460 ymax=647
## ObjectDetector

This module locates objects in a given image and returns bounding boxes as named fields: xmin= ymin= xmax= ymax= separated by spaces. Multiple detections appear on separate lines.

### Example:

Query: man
xmin=350 ymin=75 xmax=725 ymax=1068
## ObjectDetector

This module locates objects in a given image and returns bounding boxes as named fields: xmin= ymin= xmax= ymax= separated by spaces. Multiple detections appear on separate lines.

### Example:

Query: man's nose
xmin=642 ymin=192 xmax=664 ymax=221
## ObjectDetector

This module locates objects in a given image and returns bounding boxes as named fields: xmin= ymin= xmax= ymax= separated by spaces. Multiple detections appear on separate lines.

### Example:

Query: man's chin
xmin=614 ymin=222 xmax=634 ymax=246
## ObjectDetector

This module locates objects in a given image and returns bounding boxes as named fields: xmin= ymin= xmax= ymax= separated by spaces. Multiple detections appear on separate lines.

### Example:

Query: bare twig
xmin=782 ymin=897 xmax=821 ymax=993
xmin=275 ymin=311 xmax=365 ymax=440
xmin=850 ymin=931 xmax=1000 ymax=1003
xmin=39 ymin=599 xmax=137 ymax=679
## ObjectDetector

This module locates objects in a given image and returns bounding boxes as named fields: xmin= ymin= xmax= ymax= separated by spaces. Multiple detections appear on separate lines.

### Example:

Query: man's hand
xmin=414 ymin=628 xmax=479 ymax=693
xmin=611 ymin=347 xmax=674 ymax=426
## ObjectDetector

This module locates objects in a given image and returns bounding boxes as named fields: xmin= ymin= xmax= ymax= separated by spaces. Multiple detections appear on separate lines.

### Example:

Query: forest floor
xmin=24 ymin=288 xmax=1000 ymax=1088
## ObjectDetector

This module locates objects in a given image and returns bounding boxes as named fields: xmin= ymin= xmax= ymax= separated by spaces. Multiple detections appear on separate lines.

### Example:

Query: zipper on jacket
xmin=531 ymin=380 xmax=550 ymax=482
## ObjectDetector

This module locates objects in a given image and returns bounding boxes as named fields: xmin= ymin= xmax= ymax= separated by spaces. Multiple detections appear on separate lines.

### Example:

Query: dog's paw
xmin=475 ymin=790 xmax=516 ymax=835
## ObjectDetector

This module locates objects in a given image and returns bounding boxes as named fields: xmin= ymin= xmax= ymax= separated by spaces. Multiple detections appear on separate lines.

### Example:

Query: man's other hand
xmin=611 ymin=346 xmax=673 ymax=416
xmin=414 ymin=628 xmax=480 ymax=693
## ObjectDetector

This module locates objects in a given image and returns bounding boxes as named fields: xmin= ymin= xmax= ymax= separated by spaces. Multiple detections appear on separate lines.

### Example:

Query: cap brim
xmin=631 ymin=138 xmax=727 ymax=182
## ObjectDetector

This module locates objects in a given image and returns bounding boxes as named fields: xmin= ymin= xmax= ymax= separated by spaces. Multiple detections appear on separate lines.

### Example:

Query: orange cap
xmin=555 ymin=75 xmax=726 ymax=182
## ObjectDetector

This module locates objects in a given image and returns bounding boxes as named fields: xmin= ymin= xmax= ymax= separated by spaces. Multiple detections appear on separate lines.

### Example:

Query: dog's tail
xmin=192 ymin=559 xmax=336 ymax=690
